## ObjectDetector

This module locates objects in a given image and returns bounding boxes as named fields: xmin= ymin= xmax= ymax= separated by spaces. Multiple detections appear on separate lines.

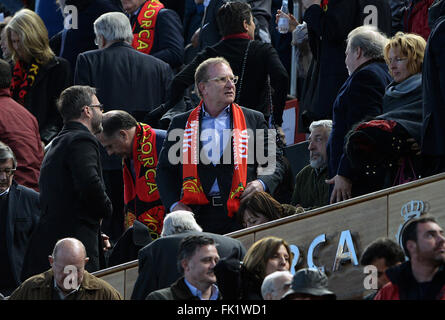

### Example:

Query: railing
xmin=94 ymin=172 xmax=445 ymax=299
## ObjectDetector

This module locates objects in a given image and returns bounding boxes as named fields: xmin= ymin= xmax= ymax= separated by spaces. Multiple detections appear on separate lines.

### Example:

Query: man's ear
xmin=119 ymin=129 xmax=128 ymax=140
xmin=181 ymin=259 xmax=189 ymax=273
xmin=242 ymin=19 xmax=249 ymax=32
xmin=48 ymin=255 xmax=54 ymax=266
xmin=198 ymin=82 xmax=206 ymax=97
xmin=355 ymin=47 xmax=363 ymax=59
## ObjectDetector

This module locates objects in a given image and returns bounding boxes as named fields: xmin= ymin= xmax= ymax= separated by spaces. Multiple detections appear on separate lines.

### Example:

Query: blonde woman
xmin=5 ymin=9 xmax=72 ymax=146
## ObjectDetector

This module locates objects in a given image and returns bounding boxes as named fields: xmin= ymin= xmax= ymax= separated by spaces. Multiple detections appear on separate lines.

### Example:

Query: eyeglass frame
xmin=88 ymin=103 xmax=104 ymax=112
xmin=205 ymin=75 xmax=239 ymax=85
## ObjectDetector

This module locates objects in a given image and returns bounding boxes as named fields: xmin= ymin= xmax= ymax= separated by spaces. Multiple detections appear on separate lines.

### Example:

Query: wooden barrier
xmin=94 ymin=172 xmax=445 ymax=300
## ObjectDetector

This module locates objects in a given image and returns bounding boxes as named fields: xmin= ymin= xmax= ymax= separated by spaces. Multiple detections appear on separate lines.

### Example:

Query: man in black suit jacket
xmin=121 ymin=0 xmax=184 ymax=70
xmin=21 ymin=85 xmax=112 ymax=281
xmin=0 ymin=142 xmax=40 ymax=297
xmin=131 ymin=210 xmax=246 ymax=300
xmin=156 ymin=57 xmax=285 ymax=234
xmin=74 ymin=11 xmax=173 ymax=242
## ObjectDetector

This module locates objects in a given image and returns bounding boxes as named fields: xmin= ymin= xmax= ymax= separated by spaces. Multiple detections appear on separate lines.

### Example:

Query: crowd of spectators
xmin=1 ymin=0 xmax=445 ymax=301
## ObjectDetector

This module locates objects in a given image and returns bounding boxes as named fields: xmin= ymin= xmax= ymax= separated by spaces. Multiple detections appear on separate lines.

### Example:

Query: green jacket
xmin=8 ymin=269 xmax=122 ymax=300
xmin=291 ymin=165 xmax=329 ymax=210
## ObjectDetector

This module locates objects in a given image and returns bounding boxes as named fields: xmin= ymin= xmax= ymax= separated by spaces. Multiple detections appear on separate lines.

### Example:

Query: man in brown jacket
xmin=8 ymin=238 xmax=122 ymax=300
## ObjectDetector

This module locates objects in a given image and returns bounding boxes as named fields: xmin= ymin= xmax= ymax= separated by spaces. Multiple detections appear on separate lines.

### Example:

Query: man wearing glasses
xmin=156 ymin=57 xmax=285 ymax=235
xmin=0 ymin=142 xmax=40 ymax=298
xmin=21 ymin=85 xmax=113 ymax=282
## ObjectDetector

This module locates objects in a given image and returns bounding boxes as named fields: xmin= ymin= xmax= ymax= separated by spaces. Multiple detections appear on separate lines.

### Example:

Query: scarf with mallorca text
xmin=321 ymin=0 xmax=329 ymax=11
xmin=10 ymin=59 xmax=42 ymax=106
xmin=123 ymin=123 xmax=165 ymax=240
xmin=180 ymin=101 xmax=248 ymax=217
xmin=131 ymin=0 xmax=164 ymax=55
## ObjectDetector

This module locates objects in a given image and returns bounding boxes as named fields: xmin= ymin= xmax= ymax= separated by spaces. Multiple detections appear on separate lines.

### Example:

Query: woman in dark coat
xmin=5 ymin=8 xmax=72 ymax=145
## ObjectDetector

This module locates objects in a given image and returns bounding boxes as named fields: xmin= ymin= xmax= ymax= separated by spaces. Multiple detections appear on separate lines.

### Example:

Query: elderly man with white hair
xmin=261 ymin=270 xmax=294 ymax=300
xmin=131 ymin=210 xmax=246 ymax=300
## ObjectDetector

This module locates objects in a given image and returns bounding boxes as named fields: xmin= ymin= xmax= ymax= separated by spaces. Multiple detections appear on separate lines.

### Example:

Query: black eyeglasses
xmin=0 ymin=168 xmax=16 ymax=176
xmin=88 ymin=104 xmax=104 ymax=112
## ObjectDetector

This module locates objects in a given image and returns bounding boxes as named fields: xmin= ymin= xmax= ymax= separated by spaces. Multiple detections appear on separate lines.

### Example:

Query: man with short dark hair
xmin=360 ymin=237 xmax=405 ymax=299
xmin=375 ymin=216 xmax=445 ymax=300
xmin=0 ymin=142 xmax=40 ymax=297
xmin=146 ymin=235 xmax=221 ymax=300
xmin=0 ymin=58 xmax=43 ymax=191
xmin=75 ymin=11 xmax=173 ymax=243
xmin=130 ymin=210 xmax=246 ymax=300
xmin=21 ymin=85 xmax=113 ymax=281
xmin=96 ymin=110 xmax=166 ymax=239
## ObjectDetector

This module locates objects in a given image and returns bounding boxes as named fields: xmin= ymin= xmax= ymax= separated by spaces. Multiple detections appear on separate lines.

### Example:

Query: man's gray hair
xmin=309 ymin=119 xmax=332 ymax=135
xmin=94 ymin=12 xmax=133 ymax=44
xmin=347 ymin=25 xmax=388 ymax=60
xmin=261 ymin=270 xmax=293 ymax=299
xmin=161 ymin=210 xmax=203 ymax=237
xmin=0 ymin=141 xmax=17 ymax=169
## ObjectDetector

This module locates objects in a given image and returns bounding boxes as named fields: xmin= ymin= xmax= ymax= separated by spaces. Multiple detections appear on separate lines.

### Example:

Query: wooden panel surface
xmin=255 ymin=196 xmax=388 ymax=299
xmin=101 ymin=271 xmax=125 ymax=298
xmin=124 ymin=266 xmax=139 ymax=299
xmin=388 ymin=179 xmax=445 ymax=243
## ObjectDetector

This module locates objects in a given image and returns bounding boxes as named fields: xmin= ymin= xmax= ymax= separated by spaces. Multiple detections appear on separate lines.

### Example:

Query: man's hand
xmin=276 ymin=125 xmax=287 ymax=145
xmin=326 ymin=175 xmax=352 ymax=204
xmin=275 ymin=9 xmax=299 ymax=33
xmin=191 ymin=28 xmax=200 ymax=48
xmin=240 ymin=180 xmax=265 ymax=203
xmin=406 ymin=138 xmax=421 ymax=156
xmin=101 ymin=233 xmax=111 ymax=251
xmin=172 ymin=202 xmax=193 ymax=212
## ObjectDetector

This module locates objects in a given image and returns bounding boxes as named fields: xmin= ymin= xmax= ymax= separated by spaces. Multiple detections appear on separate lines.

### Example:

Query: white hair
xmin=309 ymin=119 xmax=332 ymax=135
xmin=93 ymin=12 xmax=134 ymax=44
xmin=261 ymin=270 xmax=293 ymax=299
xmin=161 ymin=210 xmax=203 ymax=237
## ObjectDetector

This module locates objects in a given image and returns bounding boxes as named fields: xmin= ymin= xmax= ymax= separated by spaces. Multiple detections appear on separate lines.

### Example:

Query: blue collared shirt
xmin=201 ymin=104 xmax=231 ymax=195
xmin=184 ymin=278 xmax=219 ymax=300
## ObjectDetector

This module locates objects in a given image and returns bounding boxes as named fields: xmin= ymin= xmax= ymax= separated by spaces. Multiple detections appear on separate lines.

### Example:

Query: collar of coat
xmin=25 ymin=269 xmax=105 ymax=291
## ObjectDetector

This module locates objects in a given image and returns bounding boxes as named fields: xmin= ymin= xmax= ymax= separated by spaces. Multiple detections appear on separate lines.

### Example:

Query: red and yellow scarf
xmin=10 ymin=59 xmax=41 ymax=106
xmin=123 ymin=123 xmax=165 ymax=239
xmin=131 ymin=0 xmax=164 ymax=54
xmin=180 ymin=101 xmax=248 ymax=217
xmin=321 ymin=0 xmax=329 ymax=11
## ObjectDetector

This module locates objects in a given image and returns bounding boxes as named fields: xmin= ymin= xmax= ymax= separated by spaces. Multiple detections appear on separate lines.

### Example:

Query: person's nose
xmin=0 ymin=171 xmax=8 ymax=180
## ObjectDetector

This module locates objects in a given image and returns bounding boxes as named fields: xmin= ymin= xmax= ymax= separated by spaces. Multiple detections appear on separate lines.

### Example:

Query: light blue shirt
xmin=184 ymin=278 xmax=219 ymax=300
xmin=170 ymin=104 xmax=267 ymax=211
